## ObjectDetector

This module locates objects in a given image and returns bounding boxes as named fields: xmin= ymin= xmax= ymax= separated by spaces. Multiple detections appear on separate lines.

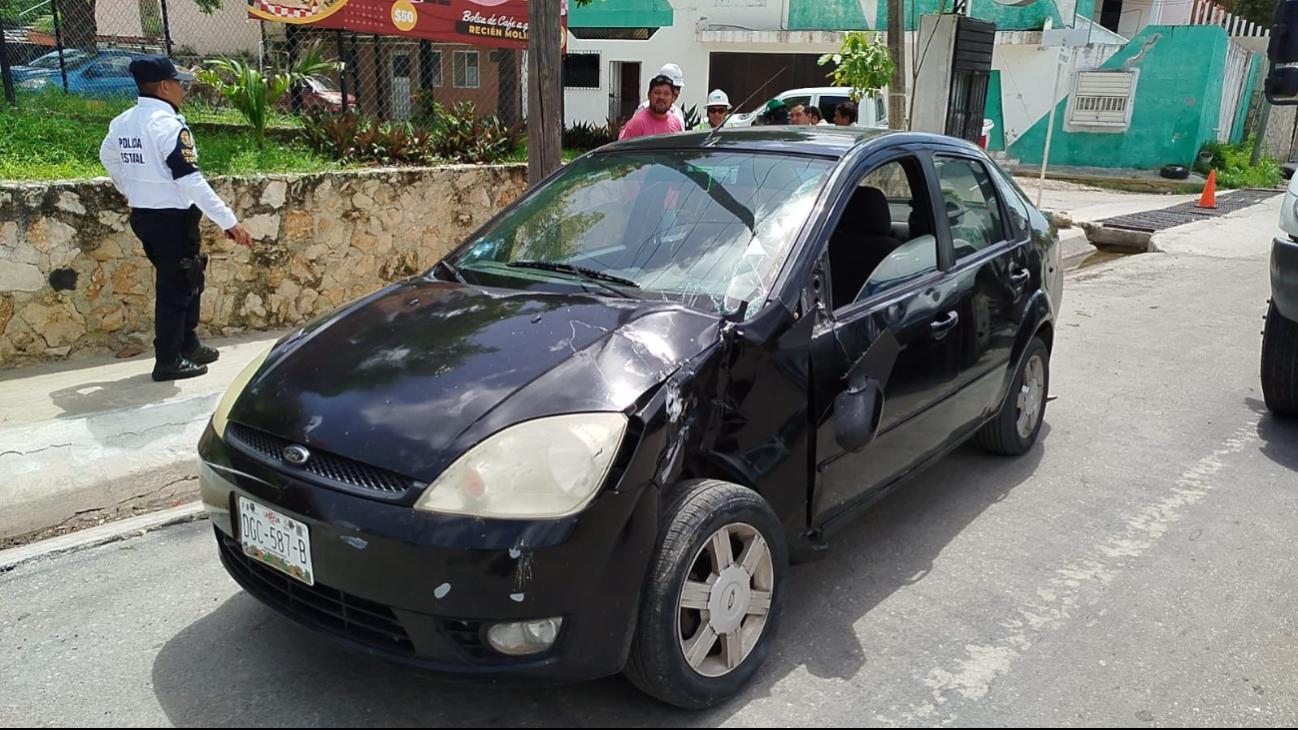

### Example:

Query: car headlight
xmin=414 ymin=413 xmax=628 ymax=519
xmin=212 ymin=345 xmax=273 ymax=439
xmin=19 ymin=78 xmax=49 ymax=89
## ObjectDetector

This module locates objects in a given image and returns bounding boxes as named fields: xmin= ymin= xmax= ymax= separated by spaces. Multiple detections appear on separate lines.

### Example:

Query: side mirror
xmin=1268 ymin=0 xmax=1298 ymax=104
xmin=834 ymin=372 xmax=885 ymax=452
xmin=946 ymin=198 xmax=967 ymax=226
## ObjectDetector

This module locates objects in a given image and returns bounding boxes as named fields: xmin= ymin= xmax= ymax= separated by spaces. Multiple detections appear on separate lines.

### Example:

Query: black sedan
xmin=200 ymin=127 xmax=1063 ymax=709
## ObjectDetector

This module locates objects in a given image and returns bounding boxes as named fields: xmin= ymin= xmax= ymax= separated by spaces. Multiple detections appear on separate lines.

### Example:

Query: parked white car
xmin=727 ymin=87 xmax=889 ymax=128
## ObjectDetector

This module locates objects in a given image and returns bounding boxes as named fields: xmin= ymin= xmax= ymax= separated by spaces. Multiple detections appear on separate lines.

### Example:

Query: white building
xmin=562 ymin=0 xmax=1127 ymax=150
xmin=560 ymin=0 xmax=1272 ymax=169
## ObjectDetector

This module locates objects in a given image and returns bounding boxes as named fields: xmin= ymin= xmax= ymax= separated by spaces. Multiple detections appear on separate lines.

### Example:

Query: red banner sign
xmin=248 ymin=0 xmax=567 ymax=51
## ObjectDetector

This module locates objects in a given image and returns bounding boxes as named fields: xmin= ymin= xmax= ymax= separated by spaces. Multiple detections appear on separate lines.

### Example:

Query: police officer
xmin=99 ymin=55 xmax=252 ymax=382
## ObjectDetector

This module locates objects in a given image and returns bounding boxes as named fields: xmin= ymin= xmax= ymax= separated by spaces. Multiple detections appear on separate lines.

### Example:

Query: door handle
xmin=930 ymin=310 xmax=959 ymax=332
xmin=1010 ymin=268 xmax=1031 ymax=290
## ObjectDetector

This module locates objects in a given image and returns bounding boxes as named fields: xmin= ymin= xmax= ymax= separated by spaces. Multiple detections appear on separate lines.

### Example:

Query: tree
xmin=817 ymin=32 xmax=896 ymax=104
xmin=886 ymin=0 xmax=906 ymax=129
xmin=528 ymin=0 xmax=567 ymax=183
xmin=58 ymin=0 xmax=97 ymax=49
xmin=1229 ymin=0 xmax=1279 ymax=27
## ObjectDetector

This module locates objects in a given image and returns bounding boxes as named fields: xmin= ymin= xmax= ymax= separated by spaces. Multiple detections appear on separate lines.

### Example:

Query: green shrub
xmin=561 ymin=119 xmax=621 ymax=151
xmin=1195 ymin=136 xmax=1284 ymax=189
xmin=196 ymin=41 xmax=337 ymax=147
xmin=301 ymin=102 xmax=524 ymax=166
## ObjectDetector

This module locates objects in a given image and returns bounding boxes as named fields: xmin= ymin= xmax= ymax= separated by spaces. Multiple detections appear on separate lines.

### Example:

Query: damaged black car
xmin=199 ymin=127 xmax=1063 ymax=709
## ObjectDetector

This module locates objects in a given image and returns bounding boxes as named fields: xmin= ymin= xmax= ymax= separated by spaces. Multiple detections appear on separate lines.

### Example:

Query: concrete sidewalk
xmin=0 ymin=332 xmax=283 ymax=544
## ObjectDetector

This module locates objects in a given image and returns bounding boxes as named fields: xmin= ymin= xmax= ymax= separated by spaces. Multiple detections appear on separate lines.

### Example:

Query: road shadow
xmin=1246 ymin=398 xmax=1298 ymax=472
xmin=151 ymin=429 xmax=1050 ymax=727
xmin=48 ymin=373 xmax=178 ymax=419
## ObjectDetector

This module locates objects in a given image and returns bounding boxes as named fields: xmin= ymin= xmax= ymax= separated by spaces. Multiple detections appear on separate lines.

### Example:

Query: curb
xmin=0 ymin=392 xmax=217 ymax=543
xmin=0 ymin=502 xmax=207 ymax=572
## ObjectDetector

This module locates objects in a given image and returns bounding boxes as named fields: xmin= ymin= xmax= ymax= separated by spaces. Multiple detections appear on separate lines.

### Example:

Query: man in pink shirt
xmin=618 ymin=74 xmax=684 ymax=140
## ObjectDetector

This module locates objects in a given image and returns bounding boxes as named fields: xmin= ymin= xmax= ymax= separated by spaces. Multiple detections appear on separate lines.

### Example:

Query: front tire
xmin=624 ymin=480 xmax=788 ymax=709
xmin=977 ymin=336 xmax=1051 ymax=455
xmin=1262 ymin=299 xmax=1298 ymax=417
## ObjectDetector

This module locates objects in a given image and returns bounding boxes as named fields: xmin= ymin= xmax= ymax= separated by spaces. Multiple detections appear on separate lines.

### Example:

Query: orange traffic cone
xmin=1198 ymin=169 xmax=1217 ymax=209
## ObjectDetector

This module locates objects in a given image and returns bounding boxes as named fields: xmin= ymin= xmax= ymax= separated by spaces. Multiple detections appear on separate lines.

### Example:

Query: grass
xmin=1197 ymin=136 xmax=1285 ymax=190
xmin=1 ymin=88 xmax=588 ymax=181
xmin=7 ymin=87 xmax=302 ymax=128
xmin=504 ymin=146 xmax=588 ymax=164
xmin=0 ymin=92 xmax=338 ymax=181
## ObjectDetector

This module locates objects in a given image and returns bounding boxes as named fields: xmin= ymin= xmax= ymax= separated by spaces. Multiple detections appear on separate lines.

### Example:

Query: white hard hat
xmin=706 ymin=89 xmax=731 ymax=108
xmin=658 ymin=62 xmax=685 ymax=87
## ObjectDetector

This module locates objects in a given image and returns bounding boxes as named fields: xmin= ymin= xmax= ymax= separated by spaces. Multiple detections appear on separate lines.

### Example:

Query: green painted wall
xmin=785 ymin=0 xmax=1062 ymax=31
xmin=985 ymin=70 xmax=1006 ymax=151
xmin=788 ymin=0 xmax=867 ymax=30
xmin=569 ymin=0 xmax=674 ymax=28
xmin=1008 ymin=25 xmax=1230 ymax=170
xmin=961 ymin=0 xmax=1063 ymax=31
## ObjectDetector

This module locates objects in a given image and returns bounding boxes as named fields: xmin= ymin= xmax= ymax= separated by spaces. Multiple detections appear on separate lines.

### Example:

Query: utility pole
xmin=887 ymin=0 xmax=908 ymax=129
xmin=528 ymin=0 xmax=563 ymax=184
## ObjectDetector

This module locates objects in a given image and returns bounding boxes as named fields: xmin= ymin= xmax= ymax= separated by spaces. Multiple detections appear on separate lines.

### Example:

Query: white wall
xmin=992 ymin=37 xmax=1124 ymax=147
xmin=1089 ymin=0 xmax=1165 ymax=38
xmin=1156 ymin=0 xmax=1193 ymax=25
xmin=564 ymin=0 xmax=851 ymax=125
xmin=1121 ymin=0 xmax=1161 ymax=36
xmin=96 ymin=0 xmax=260 ymax=56
xmin=911 ymin=15 xmax=957 ymax=134
xmin=564 ymin=18 xmax=709 ymax=125
xmin=695 ymin=0 xmax=788 ymax=32
xmin=170 ymin=0 xmax=261 ymax=56
xmin=1217 ymin=38 xmax=1253 ymax=142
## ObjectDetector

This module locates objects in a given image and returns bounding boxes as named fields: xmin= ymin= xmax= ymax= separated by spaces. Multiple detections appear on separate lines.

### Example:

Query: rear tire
xmin=624 ymin=480 xmax=787 ymax=709
xmin=977 ymin=336 xmax=1050 ymax=455
xmin=1262 ymin=299 xmax=1298 ymax=417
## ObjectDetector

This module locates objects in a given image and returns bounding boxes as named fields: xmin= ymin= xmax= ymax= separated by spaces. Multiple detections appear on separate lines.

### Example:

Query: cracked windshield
xmin=447 ymin=151 xmax=833 ymax=317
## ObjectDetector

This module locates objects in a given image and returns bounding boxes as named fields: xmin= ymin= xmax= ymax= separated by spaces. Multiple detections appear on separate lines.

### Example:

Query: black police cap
xmin=128 ymin=55 xmax=194 ymax=83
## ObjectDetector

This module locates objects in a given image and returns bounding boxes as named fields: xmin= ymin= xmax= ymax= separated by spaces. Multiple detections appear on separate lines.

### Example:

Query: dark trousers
xmin=129 ymin=206 xmax=205 ymax=365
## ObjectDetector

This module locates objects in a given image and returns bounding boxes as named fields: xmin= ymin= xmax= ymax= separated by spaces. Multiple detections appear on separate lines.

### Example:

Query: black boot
xmin=153 ymin=357 xmax=208 ymax=382
xmin=184 ymin=343 xmax=220 ymax=365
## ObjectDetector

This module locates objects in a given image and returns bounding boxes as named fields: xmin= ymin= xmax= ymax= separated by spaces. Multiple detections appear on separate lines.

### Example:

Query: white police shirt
xmin=99 ymin=96 xmax=238 ymax=230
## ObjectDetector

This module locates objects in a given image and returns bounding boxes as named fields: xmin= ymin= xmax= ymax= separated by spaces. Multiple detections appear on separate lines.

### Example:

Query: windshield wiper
xmin=436 ymin=259 xmax=468 ymax=285
xmin=508 ymin=261 xmax=642 ymax=299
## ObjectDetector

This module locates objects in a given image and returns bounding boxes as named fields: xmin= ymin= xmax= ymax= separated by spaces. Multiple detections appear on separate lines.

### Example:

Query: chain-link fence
xmin=1 ymin=0 xmax=523 ymax=139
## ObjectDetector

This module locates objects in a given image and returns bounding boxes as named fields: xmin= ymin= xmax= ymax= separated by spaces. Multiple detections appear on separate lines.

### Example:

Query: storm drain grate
xmin=1097 ymin=189 xmax=1281 ymax=233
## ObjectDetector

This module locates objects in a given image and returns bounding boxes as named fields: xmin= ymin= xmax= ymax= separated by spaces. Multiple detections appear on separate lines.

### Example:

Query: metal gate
xmin=944 ymin=16 xmax=995 ymax=143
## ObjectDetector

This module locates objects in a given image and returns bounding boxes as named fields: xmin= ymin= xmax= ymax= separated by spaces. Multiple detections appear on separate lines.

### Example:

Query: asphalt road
xmin=3 ymin=199 xmax=1296 ymax=728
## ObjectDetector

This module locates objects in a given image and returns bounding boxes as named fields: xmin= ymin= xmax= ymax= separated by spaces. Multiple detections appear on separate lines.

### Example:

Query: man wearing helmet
xmin=697 ymin=89 xmax=732 ymax=130
xmin=636 ymin=62 xmax=686 ymax=130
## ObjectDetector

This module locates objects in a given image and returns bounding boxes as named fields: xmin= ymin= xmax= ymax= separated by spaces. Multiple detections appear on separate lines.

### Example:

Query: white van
xmin=727 ymin=87 xmax=889 ymax=128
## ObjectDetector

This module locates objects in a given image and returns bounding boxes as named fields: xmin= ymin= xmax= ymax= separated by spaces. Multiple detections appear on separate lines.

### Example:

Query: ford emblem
xmin=283 ymin=445 xmax=311 ymax=466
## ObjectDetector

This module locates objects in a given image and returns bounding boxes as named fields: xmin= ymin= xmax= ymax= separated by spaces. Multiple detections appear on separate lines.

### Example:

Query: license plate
xmin=238 ymin=497 xmax=314 ymax=586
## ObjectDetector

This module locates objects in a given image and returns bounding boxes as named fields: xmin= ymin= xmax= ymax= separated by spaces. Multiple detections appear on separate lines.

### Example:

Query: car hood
xmin=227 ymin=278 xmax=722 ymax=482
xmin=13 ymin=68 xmax=57 ymax=81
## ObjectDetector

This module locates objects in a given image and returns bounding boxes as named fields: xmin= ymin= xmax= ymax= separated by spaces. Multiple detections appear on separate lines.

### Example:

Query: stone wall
xmin=0 ymin=165 xmax=528 ymax=368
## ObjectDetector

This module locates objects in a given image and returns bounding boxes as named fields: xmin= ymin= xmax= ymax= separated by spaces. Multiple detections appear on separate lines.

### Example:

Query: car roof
xmin=598 ymin=126 xmax=984 ymax=161
xmin=778 ymin=87 xmax=853 ymax=96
